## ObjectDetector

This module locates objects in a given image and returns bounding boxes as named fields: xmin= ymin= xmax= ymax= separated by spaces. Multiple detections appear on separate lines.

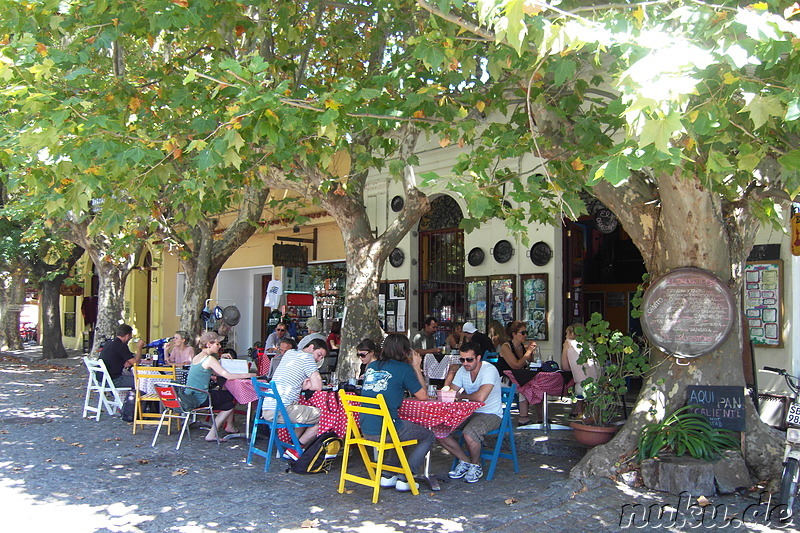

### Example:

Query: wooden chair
xmin=450 ymin=384 xmax=519 ymax=480
xmin=82 ymin=357 xmax=130 ymax=421
xmin=247 ymin=379 xmax=313 ymax=472
xmin=132 ymin=365 xmax=176 ymax=434
xmin=151 ymin=383 xmax=219 ymax=450
xmin=338 ymin=390 xmax=419 ymax=503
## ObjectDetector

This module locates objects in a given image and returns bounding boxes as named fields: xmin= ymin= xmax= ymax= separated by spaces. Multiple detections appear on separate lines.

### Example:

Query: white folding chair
xmin=82 ymin=356 xmax=131 ymax=421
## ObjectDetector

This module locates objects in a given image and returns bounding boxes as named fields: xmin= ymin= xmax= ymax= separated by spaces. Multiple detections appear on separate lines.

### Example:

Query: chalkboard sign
xmin=686 ymin=385 xmax=746 ymax=432
xmin=747 ymin=244 xmax=780 ymax=261
xmin=640 ymin=267 xmax=736 ymax=358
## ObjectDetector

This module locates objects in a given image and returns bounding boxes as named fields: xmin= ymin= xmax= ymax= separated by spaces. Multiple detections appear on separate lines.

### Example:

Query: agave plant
xmin=637 ymin=404 xmax=740 ymax=462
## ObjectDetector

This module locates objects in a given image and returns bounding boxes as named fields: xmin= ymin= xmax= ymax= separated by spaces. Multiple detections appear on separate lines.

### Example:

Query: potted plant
xmin=569 ymin=310 xmax=651 ymax=446
xmin=637 ymin=404 xmax=739 ymax=461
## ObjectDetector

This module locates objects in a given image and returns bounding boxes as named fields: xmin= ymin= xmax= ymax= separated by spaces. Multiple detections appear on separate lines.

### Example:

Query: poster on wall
xmin=744 ymin=260 xmax=782 ymax=347
xmin=379 ymin=280 xmax=408 ymax=334
xmin=521 ymin=274 xmax=548 ymax=340
xmin=490 ymin=276 xmax=515 ymax=323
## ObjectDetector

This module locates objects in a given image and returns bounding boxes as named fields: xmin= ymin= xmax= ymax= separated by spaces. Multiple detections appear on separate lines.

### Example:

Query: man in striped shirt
xmin=262 ymin=338 xmax=328 ymax=460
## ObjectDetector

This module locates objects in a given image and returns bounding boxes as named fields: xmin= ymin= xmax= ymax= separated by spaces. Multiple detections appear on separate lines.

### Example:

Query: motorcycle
xmin=763 ymin=366 xmax=800 ymax=517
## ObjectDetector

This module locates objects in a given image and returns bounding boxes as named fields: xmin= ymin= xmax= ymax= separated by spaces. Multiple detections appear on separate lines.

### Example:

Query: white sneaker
xmin=395 ymin=478 xmax=419 ymax=492
xmin=380 ymin=475 xmax=398 ymax=487
xmin=449 ymin=460 xmax=471 ymax=479
xmin=464 ymin=463 xmax=483 ymax=483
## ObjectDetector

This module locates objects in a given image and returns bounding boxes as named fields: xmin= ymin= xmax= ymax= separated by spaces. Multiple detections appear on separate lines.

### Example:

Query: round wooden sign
xmin=641 ymin=267 xmax=736 ymax=358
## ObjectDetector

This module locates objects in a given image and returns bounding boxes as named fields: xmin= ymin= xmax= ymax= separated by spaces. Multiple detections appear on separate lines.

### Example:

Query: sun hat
xmin=222 ymin=305 xmax=241 ymax=326
xmin=462 ymin=322 xmax=478 ymax=334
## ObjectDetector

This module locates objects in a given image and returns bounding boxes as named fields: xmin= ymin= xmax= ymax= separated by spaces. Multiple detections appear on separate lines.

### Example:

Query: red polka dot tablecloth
xmin=504 ymin=370 xmax=573 ymax=405
xmin=398 ymin=398 xmax=483 ymax=438
xmin=277 ymin=390 xmax=354 ymax=442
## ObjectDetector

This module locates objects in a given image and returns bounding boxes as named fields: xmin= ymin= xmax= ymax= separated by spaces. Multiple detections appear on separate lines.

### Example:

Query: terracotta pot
xmin=570 ymin=421 xmax=619 ymax=447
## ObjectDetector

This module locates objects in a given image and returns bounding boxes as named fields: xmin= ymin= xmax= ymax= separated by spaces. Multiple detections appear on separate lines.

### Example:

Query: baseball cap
xmin=462 ymin=322 xmax=478 ymax=334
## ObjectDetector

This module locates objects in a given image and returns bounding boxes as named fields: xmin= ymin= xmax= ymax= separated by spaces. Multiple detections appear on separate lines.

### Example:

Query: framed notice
xmin=379 ymin=280 xmax=407 ymax=334
xmin=744 ymin=260 xmax=783 ymax=347
xmin=521 ymin=274 xmax=548 ymax=340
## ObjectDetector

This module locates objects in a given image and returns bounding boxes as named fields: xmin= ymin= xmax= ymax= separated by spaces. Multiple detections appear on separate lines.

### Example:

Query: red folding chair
xmin=151 ymin=383 xmax=219 ymax=450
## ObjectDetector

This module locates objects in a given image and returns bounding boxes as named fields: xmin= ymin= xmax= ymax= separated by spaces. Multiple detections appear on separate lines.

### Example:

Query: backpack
xmin=121 ymin=391 xmax=135 ymax=422
xmin=287 ymin=431 xmax=342 ymax=474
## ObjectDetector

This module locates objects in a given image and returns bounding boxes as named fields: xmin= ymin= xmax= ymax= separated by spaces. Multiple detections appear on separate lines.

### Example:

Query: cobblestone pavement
xmin=0 ymin=348 xmax=796 ymax=532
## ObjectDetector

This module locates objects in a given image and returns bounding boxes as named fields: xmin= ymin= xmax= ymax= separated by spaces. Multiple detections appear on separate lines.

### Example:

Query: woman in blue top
xmin=184 ymin=331 xmax=255 ymax=441
xmin=360 ymin=333 xmax=435 ymax=492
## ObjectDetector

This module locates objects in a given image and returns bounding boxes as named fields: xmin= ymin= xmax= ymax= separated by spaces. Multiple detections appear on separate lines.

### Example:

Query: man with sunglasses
xmin=264 ymin=321 xmax=293 ymax=350
xmin=439 ymin=341 xmax=503 ymax=483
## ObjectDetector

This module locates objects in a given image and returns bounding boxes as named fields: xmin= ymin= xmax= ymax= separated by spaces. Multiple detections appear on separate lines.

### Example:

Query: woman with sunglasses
xmin=498 ymin=321 xmax=538 ymax=425
xmin=355 ymin=338 xmax=379 ymax=380
xmin=182 ymin=331 xmax=256 ymax=441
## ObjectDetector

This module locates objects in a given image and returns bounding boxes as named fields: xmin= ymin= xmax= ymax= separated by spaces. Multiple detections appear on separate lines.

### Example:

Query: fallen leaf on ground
xmin=45 ymin=459 xmax=52 ymax=462
xmin=697 ymin=495 xmax=711 ymax=507
xmin=504 ymin=497 xmax=519 ymax=505
xmin=70 ymin=442 xmax=84 ymax=447
xmin=138 ymin=459 xmax=149 ymax=465
xmin=172 ymin=469 xmax=188 ymax=476
xmin=300 ymin=519 xmax=319 ymax=528
xmin=53 ymin=436 xmax=65 ymax=442
xmin=345 ymin=490 xmax=354 ymax=494
xmin=570 ymin=483 xmax=588 ymax=499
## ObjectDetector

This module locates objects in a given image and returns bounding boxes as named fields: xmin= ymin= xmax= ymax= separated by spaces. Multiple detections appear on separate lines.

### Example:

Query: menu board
xmin=744 ymin=260 xmax=782 ymax=347
xmin=641 ymin=267 xmax=736 ymax=358
xmin=686 ymin=385 xmax=746 ymax=432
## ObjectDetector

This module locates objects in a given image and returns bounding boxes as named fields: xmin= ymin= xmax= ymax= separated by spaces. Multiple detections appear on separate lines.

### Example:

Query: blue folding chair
xmin=451 ymin=384 xmax=519 ymax=480
xmin=247 ymin=379 xmax=314 ymax=472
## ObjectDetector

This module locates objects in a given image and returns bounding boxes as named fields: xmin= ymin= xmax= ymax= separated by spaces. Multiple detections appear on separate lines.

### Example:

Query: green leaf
xmin=743 ymin=95 xmax=784 ymax=130
xmin=503 ymin=0 xmax=528 ymax=55
xmin=787 ymin=98 xmax=800 ymax=122
xmin=779 ymin=149 xmax=800 ymax=171
xmin=223 ymin=149 xmax=242 ymax=170
xmin=553 ymin=58 xmax=577 ymax=87
xmin=707 ymin=149 xmax=735 ymax=173
xmin=603 ymin=154 xmax=631 ymax=186
xmin=638 ymin=112 xmax=683 ymax=153
xmin=183 ymin=69 xmax=197 ymax=85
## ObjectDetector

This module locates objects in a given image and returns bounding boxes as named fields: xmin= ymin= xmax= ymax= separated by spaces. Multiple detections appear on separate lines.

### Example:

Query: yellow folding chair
xmin=132 ymin=365 xmax=176 ymax=434
xmin=338 ymin=390 xmax=419 ymax=503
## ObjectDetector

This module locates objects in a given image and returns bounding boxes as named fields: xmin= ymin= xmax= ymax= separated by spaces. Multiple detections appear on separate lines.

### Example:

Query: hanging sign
xmin=273 ymin=244 xmax=308 ymax=267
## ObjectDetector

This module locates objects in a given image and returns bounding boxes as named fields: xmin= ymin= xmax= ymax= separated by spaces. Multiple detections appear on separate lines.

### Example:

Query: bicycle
xmin=762 ymin=366 xmax=800 ymax=517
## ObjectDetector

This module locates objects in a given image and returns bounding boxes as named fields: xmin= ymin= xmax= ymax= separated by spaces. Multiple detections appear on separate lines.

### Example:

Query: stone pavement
xmin=0 ymin=346 xmax=796 ymax=532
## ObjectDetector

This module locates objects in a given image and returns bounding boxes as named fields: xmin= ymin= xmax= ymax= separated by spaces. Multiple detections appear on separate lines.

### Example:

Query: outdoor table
xmin=135 ymin=366 xmax=179 ymax=395
xmin=398 ymin=398 xmax=484 ymax=490
xmin=277 ymin=389 xmax=355 ymax=442
xmin=504 ymin=370 xmax=574 ymax=432
xmin=224 ymin=378 xmax=265 ymax=439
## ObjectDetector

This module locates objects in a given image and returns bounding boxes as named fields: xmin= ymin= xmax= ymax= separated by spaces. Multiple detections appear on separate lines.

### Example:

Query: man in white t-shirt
xmin=262 ymin=338 xmax=328 ymax=460
xmin=440 ymin=341 xmax=502 ymax=483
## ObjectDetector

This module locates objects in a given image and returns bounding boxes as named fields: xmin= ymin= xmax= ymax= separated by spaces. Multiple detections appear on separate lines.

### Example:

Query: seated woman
xmin=360 ymin=333 xmax=435 ymax=492
xmin=445 ymin=323 xmax=466 ymax=352
xmin=498 ymin=320 xmax=538 ymax=425
xmin=182 ymin=331 xmax=256 ymax=441
xmin=327 ymin=320 xmax=342 ymax=351
xmin=560 ymin=323 xmax=599 ymax=417
xmin=165 ymin=330 xmax=195 ymax=366
xmin=356 ymin=338 xmax=379 ymax=380
xmin=487 ymin=319 xmax=508 ymax=352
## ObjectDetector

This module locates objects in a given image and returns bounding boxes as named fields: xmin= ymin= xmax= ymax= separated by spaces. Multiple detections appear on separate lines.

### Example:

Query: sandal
xmin=517 ymin=419 xmax=532 ymax=426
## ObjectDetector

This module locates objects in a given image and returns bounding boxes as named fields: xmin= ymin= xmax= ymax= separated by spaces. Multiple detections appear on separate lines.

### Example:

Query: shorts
xmin=457 ymin=412 xmax=501 ymax=444
xmin=262 ymin=404 xmax=320 ymax=425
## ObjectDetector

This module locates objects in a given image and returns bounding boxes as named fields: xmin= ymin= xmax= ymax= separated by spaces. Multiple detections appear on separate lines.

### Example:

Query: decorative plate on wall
xmin=389 ymin=248 xmax=405 ymax=267
xmin=529 ymin=241 xmax=552 ymax=266
xmin=492 ymin=240 xmax=513 ymax=263
xmin=467 ymin=247 xmax=485 ymax=267
xmin=390 ymin=195 xmax=405 ymax=212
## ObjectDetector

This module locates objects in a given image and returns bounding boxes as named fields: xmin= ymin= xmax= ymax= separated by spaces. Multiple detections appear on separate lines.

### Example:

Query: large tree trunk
xmin=573 ymin=171 xmax=783 ymax=482
xmin=26 ymin=242 xmax=84 ymax=359
xmin=39 ymin=276 xmax=70 ymax=359
xmin=0 ymin=267 xmax=25 ymax=351
xmin=164 ymin=183 xmax=270 ymax=338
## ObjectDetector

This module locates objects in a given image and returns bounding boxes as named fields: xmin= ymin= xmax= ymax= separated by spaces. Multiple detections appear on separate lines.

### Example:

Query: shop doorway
xmin=562 ymin=208 xmax=646 ymax=336
xmin=417 ymin=195 xmax=464 ymax=344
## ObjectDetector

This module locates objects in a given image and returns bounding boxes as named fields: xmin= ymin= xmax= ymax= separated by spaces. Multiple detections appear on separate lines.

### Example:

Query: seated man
xmin=262 ymin=338 xmax=328 ymax=460
xmin=264 ymin=322 xmax=293 ymax=350
xmin=267 ymin=337 xmax=297 ymax=379
xmin=98 ymin=323 xmax=145 ymax=389
xmin=440 ymin=341 xmax=503 ymax=483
